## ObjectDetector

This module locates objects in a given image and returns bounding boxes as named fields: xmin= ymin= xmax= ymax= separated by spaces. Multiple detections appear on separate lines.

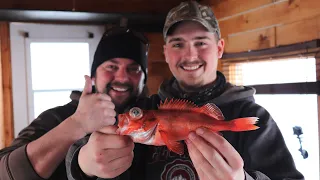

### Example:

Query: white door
xmin=10 ymin=23 xmax=105 ymax=137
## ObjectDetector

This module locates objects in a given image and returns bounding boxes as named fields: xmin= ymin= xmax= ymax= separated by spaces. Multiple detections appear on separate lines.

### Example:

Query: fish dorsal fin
xmin=198 ymin=103 xmax=225 ymax=120
xmin=159 ymin=98 xmax=197 ymax=110
xmin=159 ymin=99 xmax=224 ymax=120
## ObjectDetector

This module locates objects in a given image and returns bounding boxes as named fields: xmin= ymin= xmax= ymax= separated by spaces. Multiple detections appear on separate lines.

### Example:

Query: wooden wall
xmin=216 ymin=0 xmax=320 ymax=53
xmin=0 ymin=0 xmax=182 ymax=13
xmin=0 ymin=22 xmax=14 ymax=148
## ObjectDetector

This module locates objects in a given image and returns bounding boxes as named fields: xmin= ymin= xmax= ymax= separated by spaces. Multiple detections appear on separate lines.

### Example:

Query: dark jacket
xmin=66 ymin=75 xmax=304 ymax=180
xmin=0 ymin=92 xmax=80 ymax=180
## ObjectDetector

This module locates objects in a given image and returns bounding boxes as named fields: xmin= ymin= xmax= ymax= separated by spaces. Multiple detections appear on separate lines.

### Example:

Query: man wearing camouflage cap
xmin=66 ymin=1 xmax=304 ymax=180
xmin=157 ymin=1 xmax=304 ymax=180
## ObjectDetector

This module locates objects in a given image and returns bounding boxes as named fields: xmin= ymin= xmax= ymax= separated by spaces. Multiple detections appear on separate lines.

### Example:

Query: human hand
xmin=78 ymin=126 xmax=134 ymax=178
xmin=186 ymin=128 xmax=245 ymax=180
xmin=72 ymin=75 xmax=116 ymax=134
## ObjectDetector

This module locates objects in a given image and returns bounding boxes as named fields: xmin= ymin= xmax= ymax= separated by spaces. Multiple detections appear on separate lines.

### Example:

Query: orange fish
xmin=117 ymin=98 xmax=259 ymax=155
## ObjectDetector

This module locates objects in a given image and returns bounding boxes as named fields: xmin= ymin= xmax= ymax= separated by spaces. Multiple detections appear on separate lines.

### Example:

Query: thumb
xmin=82 ymin=75 xmax=92 ymax=96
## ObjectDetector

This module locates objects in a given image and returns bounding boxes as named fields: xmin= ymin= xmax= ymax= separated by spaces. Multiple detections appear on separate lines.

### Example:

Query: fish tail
xmin=228 ymin=117 xmax=260 ymax=131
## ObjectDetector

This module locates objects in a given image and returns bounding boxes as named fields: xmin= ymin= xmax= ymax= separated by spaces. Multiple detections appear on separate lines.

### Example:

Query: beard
xmin=104 ymin=81 xmax=137 ymax=113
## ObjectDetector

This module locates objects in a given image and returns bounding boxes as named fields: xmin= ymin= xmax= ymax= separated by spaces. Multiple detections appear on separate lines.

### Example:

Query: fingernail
xmin=188 ymin=132 xmax=197 ymax=140
xmin=196 ymin=128 xmax=205 ymax=135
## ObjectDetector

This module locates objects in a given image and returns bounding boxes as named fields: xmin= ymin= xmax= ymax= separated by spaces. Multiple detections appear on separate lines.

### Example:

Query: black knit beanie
xmin=91 ymin=28 xmax=149 ymax=83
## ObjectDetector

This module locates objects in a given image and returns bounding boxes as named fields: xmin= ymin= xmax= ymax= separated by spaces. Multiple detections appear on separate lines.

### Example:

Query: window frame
xmin=10 ymin=23 xmax=105 ymax=137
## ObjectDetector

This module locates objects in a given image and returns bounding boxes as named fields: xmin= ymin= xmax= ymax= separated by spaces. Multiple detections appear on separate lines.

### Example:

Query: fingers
xmin=82 ymin=75 xmax=92 ymax=96
xmin=186 ymin=135 xmax=226 ymax=180
xmin=97 ymin=154 xmax=134 ymax=179
xmin=98 ymin=126 xmax=118 ymax=134
xmin=90 ymin=131 xmax=134 ymax=149
xmin=186 ymin=141 xmax=209 ymax=179
xmin=198 ymin=128 xmax=244 ymax=170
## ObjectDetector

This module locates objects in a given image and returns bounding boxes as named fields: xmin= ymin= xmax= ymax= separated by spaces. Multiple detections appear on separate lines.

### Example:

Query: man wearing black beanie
xmin=0 ymin=27 xmax=149 ymax=180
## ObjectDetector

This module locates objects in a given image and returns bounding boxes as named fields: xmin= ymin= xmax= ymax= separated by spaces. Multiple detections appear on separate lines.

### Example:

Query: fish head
xmin=117 ymin=107 xmax=158 ymax=143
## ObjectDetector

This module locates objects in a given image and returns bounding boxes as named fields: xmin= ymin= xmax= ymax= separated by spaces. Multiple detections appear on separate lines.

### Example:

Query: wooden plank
xmin=145 ymin=32 xmax=165 ymax=63
xmin=147 ymin=62 xmax=172 ymax=95
xmin=224 ymin=15 xmax=320 ymax=53
xmin=224 ymin=27 xmax=276 ymax=53
xmin=74 ymin=0 xmax=181 ymax=13
xmin=148 ymin=44 xmax=165 ymax=63
xmin=0 ymin=0 xmax=13 ymax=9
xmin=0 ymin=22 xmax=14 ymax=148
xmin=276 ymin=16 xmax=320 ymax=46
xmin=219 ymin=0 xmax=320 ymax=37
xmin=210 ymin=0 xmax=275 ymax=20
xmin=145 ymin=33 xmax=164 ymax=45
xmin=6 ymin=0 xmax=73 ymax=11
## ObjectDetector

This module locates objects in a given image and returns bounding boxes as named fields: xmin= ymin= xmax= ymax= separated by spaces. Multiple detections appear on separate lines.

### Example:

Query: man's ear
xmin=163 ymin=44 xmax=169 ymax=63
xmin=217 ymin=38 xmax=225 ymax=59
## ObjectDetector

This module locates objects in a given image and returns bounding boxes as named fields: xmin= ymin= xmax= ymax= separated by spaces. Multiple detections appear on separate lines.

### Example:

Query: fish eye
xmin=129 ymin=107 xmax=143 ymax=120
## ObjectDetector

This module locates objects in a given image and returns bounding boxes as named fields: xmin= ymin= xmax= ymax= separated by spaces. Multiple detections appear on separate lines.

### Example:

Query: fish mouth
xmin=138 ymin=123 xmax=157 ymax=140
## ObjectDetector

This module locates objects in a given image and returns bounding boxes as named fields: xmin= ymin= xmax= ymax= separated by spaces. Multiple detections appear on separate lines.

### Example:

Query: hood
xmin=212 ymin=83 xmax=256 ymax=105
xmin=158 ymin=76 xmax=256 ymax=106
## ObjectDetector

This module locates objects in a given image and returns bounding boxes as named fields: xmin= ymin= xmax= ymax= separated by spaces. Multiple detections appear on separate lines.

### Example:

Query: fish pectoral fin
xmin=159 ymin=130 xmax=184 ymax=155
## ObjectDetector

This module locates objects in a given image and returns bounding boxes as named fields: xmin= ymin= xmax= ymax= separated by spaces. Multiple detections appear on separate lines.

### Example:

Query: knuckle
xmin=234 ymin=159 xmax=244 ymax=169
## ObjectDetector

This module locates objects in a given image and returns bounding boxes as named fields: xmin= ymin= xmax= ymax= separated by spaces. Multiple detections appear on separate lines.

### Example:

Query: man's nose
xmin=183 ymin=45 xmax=198 ymax=61
xmin=114 ymin=68 xmax=129 ymax=82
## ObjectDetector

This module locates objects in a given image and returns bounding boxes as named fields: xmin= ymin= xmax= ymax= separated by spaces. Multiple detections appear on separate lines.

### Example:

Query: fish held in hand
xmin=117 ymin=99 xmax=259 ymax=155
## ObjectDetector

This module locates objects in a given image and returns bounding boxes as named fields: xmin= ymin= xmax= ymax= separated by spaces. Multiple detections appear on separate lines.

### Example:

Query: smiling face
xmin=93 ymin=58 xmax=145 ymax=110
xmin=163 ymin=21 xmax=225 ymax=91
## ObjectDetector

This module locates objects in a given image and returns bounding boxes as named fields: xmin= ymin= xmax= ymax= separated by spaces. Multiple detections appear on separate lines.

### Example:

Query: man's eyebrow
xmin=108 ymin=59 xmax=119 ymax=64
xmin=128 ymin=62 xmax=140 ymax=66
xmin=193 ymin=36 xmax=210 ymax=40
xmin=168 ymin=37 xmax=184 ymax=43
xmin=168 ymin=36 xmax=211 ymax=43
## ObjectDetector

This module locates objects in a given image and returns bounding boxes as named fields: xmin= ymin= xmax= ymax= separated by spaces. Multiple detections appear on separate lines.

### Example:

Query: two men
xmin=0 ymin=27 xmax=149 ymax=180
xmin=67 ymin=1 xmax=304 ymax=180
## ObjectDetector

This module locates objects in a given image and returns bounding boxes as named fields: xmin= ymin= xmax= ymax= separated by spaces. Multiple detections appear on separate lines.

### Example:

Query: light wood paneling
xmin=219 ymin=0 xmax=320 ymax=37
xmin=0 ymin=22 xmax=14 ymax=148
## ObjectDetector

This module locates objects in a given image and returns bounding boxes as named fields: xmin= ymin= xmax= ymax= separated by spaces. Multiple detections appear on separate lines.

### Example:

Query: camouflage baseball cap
xmin=163 ymin=1 xmax=221 ymax=40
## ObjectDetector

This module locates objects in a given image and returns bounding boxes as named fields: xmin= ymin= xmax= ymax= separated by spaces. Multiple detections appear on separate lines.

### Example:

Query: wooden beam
xmin=249 ymin=81 xmax=319 ymax=94
xmin=0 ymin=0 xmax=73 ymax=11
xmin=224 ymin=15 xmax=320 ymax=53
xmin=276 ymin=15 xmax=320 ymax=46
xmin=0 ymin=22 xmax=14 ymax=148
xmin=224 ymin=27 xmax=276 ymax=53
xmin=74 ymin=0 xmax=181 ymax=14
xmin=316 ymin=56 xmax=320 ymax=175
xmin=219 ymin=0 xmax=320 ymax=37
xmin=212 ymin=0 xmax=276 ymax=20
xmin=0 ymin=9 xmax=166 ymax=32
xmin=223 ymin=39 xmax=320 ymax=60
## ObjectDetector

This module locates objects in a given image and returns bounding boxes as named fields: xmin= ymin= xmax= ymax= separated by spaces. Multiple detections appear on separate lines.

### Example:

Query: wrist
xmin=64 ymin=115 xmax=87 ymax=140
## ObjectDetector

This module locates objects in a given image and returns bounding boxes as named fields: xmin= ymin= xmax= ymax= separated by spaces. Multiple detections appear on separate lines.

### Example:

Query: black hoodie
xmin=66 ymin=73 xmax=304 ymax=180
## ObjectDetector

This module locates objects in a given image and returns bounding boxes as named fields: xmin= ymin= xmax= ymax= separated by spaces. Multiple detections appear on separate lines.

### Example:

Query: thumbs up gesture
xmin=72 ymin=75 xmax=117 ymax=134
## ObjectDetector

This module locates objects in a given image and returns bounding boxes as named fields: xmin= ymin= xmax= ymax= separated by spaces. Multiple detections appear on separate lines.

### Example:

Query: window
xmin=10 ymin=23 xmax=105 ymax=137
xmin=28 ymin=42 xmax=90 ymax=118
xmin=224 ymin=57 xmax=318 ymax=180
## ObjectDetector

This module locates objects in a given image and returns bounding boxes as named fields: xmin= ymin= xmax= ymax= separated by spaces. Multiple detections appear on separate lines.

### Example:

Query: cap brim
xmin=163 ymin=17 xmax=216 ymax=40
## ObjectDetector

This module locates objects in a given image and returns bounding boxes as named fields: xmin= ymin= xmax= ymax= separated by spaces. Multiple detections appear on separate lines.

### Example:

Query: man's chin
xmin=113 ymin=97 xmax=135 ymax=111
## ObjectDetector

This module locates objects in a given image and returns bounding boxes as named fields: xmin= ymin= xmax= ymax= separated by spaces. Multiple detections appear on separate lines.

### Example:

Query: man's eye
xmin=128 ymin=66 xmax=142 ymax=74
xmin=106 ymin=65 xmax=117 ymax=71
xmin=172 ymin=43 xmax=183 ymax=48
xmin=195 ymin=42 xmax=206 ymax=46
